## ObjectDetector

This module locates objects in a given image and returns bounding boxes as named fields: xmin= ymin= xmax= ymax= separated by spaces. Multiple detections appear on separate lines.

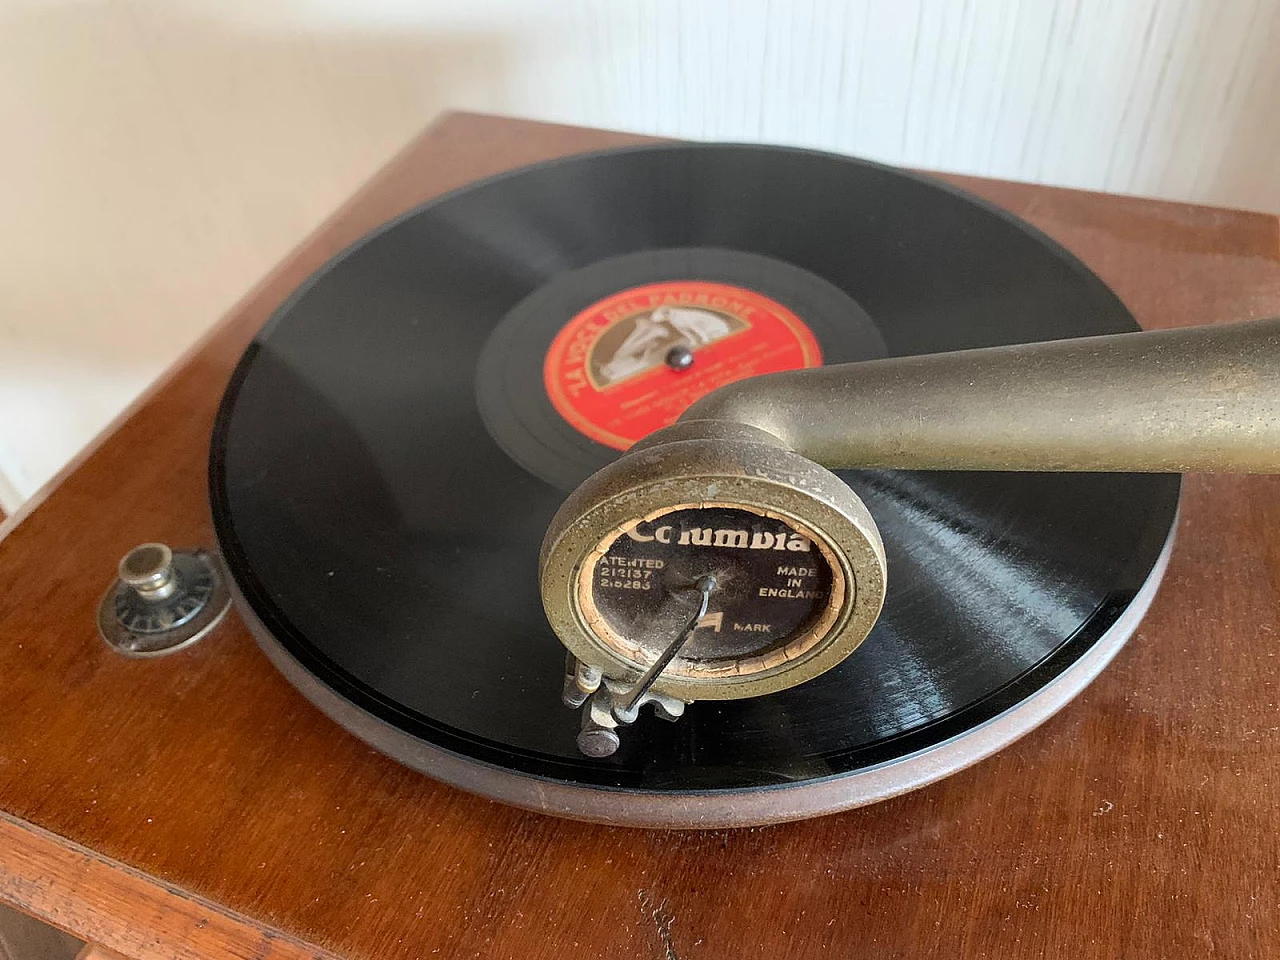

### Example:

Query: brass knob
xmin=118 ymin=543 xmax=178 ymax=601
xmin=98 ymin=543 xmax=230 ymax=656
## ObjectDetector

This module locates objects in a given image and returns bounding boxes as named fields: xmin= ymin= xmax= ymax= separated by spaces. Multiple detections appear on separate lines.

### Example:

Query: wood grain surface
xmin=1 ymin=113 xmax=1278 ymax=960
xmin=78 ymin=946 xmax=132 ymax=960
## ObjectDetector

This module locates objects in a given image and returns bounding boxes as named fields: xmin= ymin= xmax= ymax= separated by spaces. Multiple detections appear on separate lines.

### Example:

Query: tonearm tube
xmin=540 ymin=317 xmax=1280 ymax=755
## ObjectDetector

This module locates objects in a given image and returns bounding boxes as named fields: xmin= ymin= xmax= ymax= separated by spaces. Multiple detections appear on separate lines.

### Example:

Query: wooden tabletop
xmin=1 ymin=113 xmax=1279 ymax=960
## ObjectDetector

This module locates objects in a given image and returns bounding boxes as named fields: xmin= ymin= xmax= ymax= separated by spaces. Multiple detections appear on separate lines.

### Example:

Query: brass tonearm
xmin=540 ymin=318 xmax=1280 ymax=756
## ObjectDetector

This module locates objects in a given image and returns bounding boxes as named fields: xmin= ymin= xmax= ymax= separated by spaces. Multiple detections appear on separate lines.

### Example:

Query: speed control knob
xmin=98 ymin=542 xmax=231 ymax=656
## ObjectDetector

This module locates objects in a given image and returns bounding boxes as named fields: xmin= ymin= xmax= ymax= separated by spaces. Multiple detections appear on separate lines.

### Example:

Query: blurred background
xmin=1 ymin=0 xmax=1278 ymax=515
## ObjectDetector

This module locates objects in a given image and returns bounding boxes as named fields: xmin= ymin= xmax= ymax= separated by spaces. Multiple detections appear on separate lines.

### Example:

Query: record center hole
xmin=665 ymin=344 xmax=695 ymax=371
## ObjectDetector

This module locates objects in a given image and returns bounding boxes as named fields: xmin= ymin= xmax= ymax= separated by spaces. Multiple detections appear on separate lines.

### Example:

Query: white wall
xmin=2 ymin=0 xmax=1278 ymax=513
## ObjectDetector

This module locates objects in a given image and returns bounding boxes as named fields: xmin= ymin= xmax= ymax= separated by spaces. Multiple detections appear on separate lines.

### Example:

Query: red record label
xmin=543 ymin=281 xmax=822 ymax=449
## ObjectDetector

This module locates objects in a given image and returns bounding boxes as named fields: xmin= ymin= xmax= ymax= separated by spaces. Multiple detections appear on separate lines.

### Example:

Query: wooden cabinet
xmin=1 ymin=114 xmax=1278 ymax=960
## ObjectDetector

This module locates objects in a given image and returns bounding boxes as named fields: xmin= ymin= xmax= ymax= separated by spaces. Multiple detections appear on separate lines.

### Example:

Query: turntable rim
xmin=211 ymin=140 xmax=1181 ymax=823
xmin=231 ymin=521 xmax=1174 ymax=829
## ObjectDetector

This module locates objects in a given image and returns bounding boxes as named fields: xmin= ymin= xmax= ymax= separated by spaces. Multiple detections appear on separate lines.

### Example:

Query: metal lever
xmin=612 ymin=575 xmax=717 ymax=722
xmin=683 ymin=317 xmax=1280 ymax=473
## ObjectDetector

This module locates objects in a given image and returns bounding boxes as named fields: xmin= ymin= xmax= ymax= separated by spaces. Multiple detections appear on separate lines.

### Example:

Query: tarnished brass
xmin=540 ymin=423 xmax=887 ymax=702
xmin=684 ymin=317 xmax=1280 ymax=473
xmin=541 ymin=317 xmax=1280 ymax=709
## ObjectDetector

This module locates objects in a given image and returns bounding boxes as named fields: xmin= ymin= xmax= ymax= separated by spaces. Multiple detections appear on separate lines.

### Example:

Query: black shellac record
xmin=209 ymin=144 xmax=1179 ymax=825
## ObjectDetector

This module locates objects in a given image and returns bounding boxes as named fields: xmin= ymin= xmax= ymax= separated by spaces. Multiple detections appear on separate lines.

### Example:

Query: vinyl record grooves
xmin=209 ymin=144 xmax=1180 ymax=828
